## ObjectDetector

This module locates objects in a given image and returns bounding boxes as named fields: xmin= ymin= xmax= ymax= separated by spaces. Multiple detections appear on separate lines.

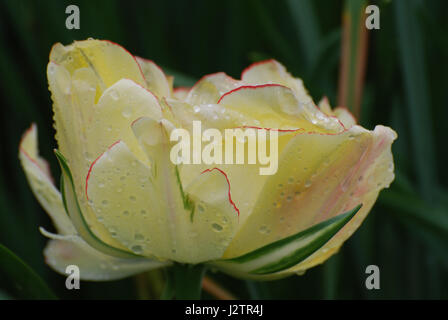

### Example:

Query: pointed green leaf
xmin=213 ymin=204 xmax=362 ymax=275
xmin=54 ymin=149 xmax=143 ymax=260
xmin=0 ymin=243 xmax=57 ymax=299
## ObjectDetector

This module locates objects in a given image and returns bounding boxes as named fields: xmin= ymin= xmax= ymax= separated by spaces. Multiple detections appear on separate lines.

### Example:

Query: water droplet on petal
xmin=130 ymin=245 xmax=143 ymax=254
xmin=110 ymin=89 xmax=119 ymax=100
xmin=211 ymin=223 xmax=223 ymax=232
xmin=134 ymin=233 xmax=144 ymax=241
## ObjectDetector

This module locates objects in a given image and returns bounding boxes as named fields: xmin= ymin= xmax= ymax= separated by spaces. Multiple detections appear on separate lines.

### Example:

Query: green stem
xmin=161 ymin=264 xmax=206 ymax=300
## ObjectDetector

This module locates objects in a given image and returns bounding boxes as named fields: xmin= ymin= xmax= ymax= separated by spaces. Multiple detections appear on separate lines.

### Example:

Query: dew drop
xmin=259 ymin=225 xmax=270 ymax=234
xmin=109 ymin=227 xmax=117 ymax=237
xmin=211 ymin=223 xmax=223 ymax=232
xmin=134 ymin=233 xmax=144 ymax=241
xmin=130 ymin=245 xmax=143 ymax=254
xmin=122 ymin=106 xmax=132 ymax=118
xmin=110 ymin=90 xmax=119 ymax=100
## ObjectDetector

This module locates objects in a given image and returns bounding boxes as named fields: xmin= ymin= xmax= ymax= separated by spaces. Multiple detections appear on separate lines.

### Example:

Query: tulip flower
xmin=19 ymin=39 xmax=396 ymax=287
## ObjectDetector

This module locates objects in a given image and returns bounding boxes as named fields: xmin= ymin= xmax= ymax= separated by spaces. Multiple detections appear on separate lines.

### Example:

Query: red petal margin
xmin=201 ymin=168 xmax=240 ymax=217
xmin=217 ymin=83 xmax=289 ymax=104
xmin=135 ymin=56 xmax=168 ymax=78
xmin=85 ymin=140 xmax=122 ymax=200
xmin=189 ymin=72 xmax=240 ymax=94
xmin=19 ymin=124 xmax=54 ymax=183
xmin=240 ymin=58 xmax=278 ymax=79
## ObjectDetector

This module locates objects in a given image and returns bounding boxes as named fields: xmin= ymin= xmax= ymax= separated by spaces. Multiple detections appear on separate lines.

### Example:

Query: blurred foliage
xmin=0 ymin=0 xmax=447 ymax=299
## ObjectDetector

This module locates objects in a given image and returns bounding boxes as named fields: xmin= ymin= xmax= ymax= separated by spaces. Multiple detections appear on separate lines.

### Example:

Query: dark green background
xmin=0 ymin=0 xmax=447 ymax=299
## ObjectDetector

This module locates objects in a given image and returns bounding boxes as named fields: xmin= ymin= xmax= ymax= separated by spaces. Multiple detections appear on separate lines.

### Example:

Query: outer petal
xmin=42 ymin=231 xmax=170 ymax=281
xmin=19 ymin=125 xmax=168 ymax=280
xmin=48 ymin=61 xmax=162 ymax=249
xmin=163 ymin=98 xmax=256 ymax=131
xmin=333 ymin=107 xmax=356 ymax=129
xmin=86 ymin=121 xmax=239 ymax=263
xmin=241 ymin=60 xmax=343 ymax=132
xmin=173 ymin=87 xmax=190 ymax=100
xmin=318 ymin=97 xmax=356 ymax=129
xmin=241 ymin=59 xmax=313 ymax=105
xmin=136 ymin=57 xmax=172 ymax=98
xmin=186 ymin=73 xmax=242 ymax=105
xmin=286 ymin=125 xmax=396 ymax=274
xmin=223 ymin=125 xmax=397 ymax=271
xmin=178 ymin=129 xmax=302 ymax=226
xmin=19 ymin=124 xmax=74 ymax=234
xmin=218 ymin=85 xmax=343 ymax=133
xmin=85 ymin=78 xmax=162 ymax=165
xmin=50 ymin=39 xmax=146 ymax=92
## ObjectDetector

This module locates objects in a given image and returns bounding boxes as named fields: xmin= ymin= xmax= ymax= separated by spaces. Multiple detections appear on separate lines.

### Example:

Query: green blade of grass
xmin=338 ymin=0 xmax=368 ymax=120
xmin=286 ymin=0 xmax=321 ymax=68
xmin=394 ymin=0 xmax=437 ymax=201
xmin=0 ymin=243 xmax=57 ymax=299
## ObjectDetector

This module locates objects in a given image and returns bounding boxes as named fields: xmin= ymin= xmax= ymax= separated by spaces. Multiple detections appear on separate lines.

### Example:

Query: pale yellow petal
xmin=286 ymin=125 xmax=396 ymax=274
xmin=19 ymin=124 xmax=74 ymax=235
xmin=50 ymin=39 xmax=146 ymax=94
xmin=42 ymin=232 xmax=169 ymax=281
xmin=47 ymin=63 xmax=136 ymax=251
xmin=186 ymin=72 xmax=243 ymax=105
xmin=218 ymin=84 xmax=343 ymax=133
xmin=86 ymin=123 xmax=239 ymax=263
xmin=173 ymin=87 xmax=190 ymax=100
xmin=85 ymin=78 xmax=162 ymax=165
xmin=241 ymin=59 xmax=313 ymax=107
xmin=224 ymin=125 xmax=396 ymax=266
xmin=333 ymin=107 xmax=357 ymax=129
xmin=240 ymin=60 xmax=343 ymax=132
xmin=318 ymin=97 xmax=333 ymax=115
xmin=136 ymin=56 xmax=172 ymax=98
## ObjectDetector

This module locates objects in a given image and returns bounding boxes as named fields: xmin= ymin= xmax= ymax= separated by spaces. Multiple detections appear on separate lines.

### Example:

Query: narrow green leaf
xmin=0 ymin=243 xmax=57 ymax=300
xmin=54 ymin=149 xmax=143 ymax=260
xmin=338 ymin=0 xmax=368 ymax=119
xmin=213 ymin=204 xmax=362 ymax=275
xmin=394 ymin=0 xmax=437 ymax=201
xmin=286 ymin=0 xmax=321 ymax=68
xmin=380 ymin=189 xmax=448 ymax=238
